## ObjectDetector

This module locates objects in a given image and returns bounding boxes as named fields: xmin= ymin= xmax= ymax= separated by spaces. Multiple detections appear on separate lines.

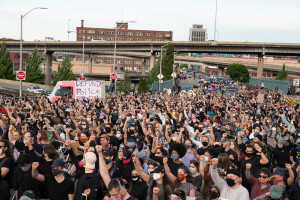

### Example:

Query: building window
xmin=155 ymin=33 xmax=162 ymax=37
xmin=126 ymin=32 xmax=133 ymax=36
xmin=107 ymin=60 xmax=113 ymax=64
xmin=126 ymin=38 xmax=133 ymax=41
xmin=145 ymin=33 xmax=152 ymax=37
xmin=87 ymin=36 xmax=91 ymax=39
xmin=82 ymin=30 xmax=85 ymax=33
xmin=146 ymin=68 xmax=149 ymax=73
xmin=117 ymin=32 xmax=124 ymax=35
xmin=135 ymin=32 xmax=143 ymax=36
xmin=98 ymin=31 xmax=104 ymax=34
xmin=117 ymin=60 xmax=123 ymax=64
xmin=87 ymin=30 xmax=95 ymax=34
xmin=125 ymin=67 xmax=131 ymax=71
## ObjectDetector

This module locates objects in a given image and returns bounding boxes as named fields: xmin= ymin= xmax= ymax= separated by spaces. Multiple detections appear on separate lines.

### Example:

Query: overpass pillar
xmin=218 ymin=66 xmax=225 ymax=77
xmin=149 ymin=53 xmax=156 ymax=71
xmin=257 ymin=55 xmax=264 ymax=79
xmin=88 ymin=55 xmax=93 ymax=74
xmin=142 ymin=59 xmax=146 ymax=76
xmin=45 ymin=51 xmax=54 ymax=86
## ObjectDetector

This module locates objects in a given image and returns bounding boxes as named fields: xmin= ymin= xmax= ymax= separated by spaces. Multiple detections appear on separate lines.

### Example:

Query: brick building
xmin=75 ymin=20 xmax=173 ymax=74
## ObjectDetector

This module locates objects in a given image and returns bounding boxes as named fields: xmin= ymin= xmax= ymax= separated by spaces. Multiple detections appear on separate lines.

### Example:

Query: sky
xmin=1 ymin=0 xmax=300 ymax=43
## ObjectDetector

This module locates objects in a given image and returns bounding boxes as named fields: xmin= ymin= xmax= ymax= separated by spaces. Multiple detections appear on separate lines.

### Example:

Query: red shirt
xmin=247 ymin=175 xmax=271 ymax=200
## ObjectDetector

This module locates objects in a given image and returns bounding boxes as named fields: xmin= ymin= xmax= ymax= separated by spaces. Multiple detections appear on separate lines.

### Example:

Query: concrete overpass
xmin=5 ymin=41 xmax=300 ymax=84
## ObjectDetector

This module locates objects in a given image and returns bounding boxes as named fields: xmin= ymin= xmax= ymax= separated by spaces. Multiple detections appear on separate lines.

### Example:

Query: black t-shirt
xmin=108 ymin=135 xmax=119 ymax=148
xmin=273 ymin=147 xmax=292 ymax=168
xmin=0 ymin=157 xmax=13 ymax=184
xmin=239 ymin=156 xmax=261 ymax=178
xmin=44 ymin=174 xmax=74 ymax=200
xmin=74 ymin=171 xmax=100 ymax=200
xmin=290 ymin=147 xmax=300 ymax=162
xmin=130 ymin=181 xmax=148 ymax=200
xmin=14 ymin=167 xmax=40 ymax=198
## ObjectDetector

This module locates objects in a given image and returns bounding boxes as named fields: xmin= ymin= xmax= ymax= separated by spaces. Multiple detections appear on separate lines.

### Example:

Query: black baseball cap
xmin=152 ymin=165 xmax=165 ymax=173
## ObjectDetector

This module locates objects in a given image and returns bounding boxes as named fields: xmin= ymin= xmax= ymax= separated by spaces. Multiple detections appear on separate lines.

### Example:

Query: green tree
xmin=0 ymin=42 xmax=14 ymax=80
xmin=52 ymin=55 xmax=76 ymax=86
xmin=24 ymin=49 xmax=45 ymax=84
xmin=119 ymin=71 xmax=131 ymax=94
xmin=147 ymin=42 xmax=174 ymax=85
xmin=180 ymin=64 xmax=188 ymax=69
xmin=226 ymin=63 xmax=250 ymax=83
xmin=137 ymin=77 xmax=148 ymax=94
xmin=275 ymin=64 xmax=288 ymax=80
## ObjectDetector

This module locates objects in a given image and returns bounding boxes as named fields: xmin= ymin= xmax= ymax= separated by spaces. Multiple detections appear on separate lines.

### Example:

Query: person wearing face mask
xmin=32 ymin=159 xmax=75 ymax=200
xmin=210 ymin=158 xmax=249 ymax=200
xmin=37 ymin=129 xmax=50 ymax=148
xmin=181 ymin=139 xmax=196 ymax=167
xmin=100 ymin=134 xmax=118 ymax=160
xmin=239 ymin=145 xmax=269 ymax=193
xmin=255 ymin=185 xmax=283 ymax=200
xmin=128 ymin=169 xmax=148 ymax=200
xmin=14 ymin=154 xmax=40 ymax=200
xmin=209 ymin=185 xmax=220 ymax=200
xmin=105 ymin=124 xmax=118 ymax=150
xmin=163 ymin=159 xmax=196 ymax=197
xmin=290 ymin=138 xmax=300 ymax=167
xmin=272 ymin=137 xmax=293 ymax=168
xmin=189 ymin=160 xmax=202 ymax=196
xmin=150 ymin=142 xmax=186 ymax=176
xmin=245 ymin=164 xmax=271 ymax=200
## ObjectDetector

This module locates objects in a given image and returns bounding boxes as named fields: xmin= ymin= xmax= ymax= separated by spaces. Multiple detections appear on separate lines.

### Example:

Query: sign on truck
xmin=48 ymin=80 xmax=105 ymax=102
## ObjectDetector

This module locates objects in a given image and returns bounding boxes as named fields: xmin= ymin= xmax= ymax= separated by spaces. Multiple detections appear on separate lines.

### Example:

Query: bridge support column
xmin=149 ymin=54 xmax=156 ymax=71
xmin=218 ymin=66 xmax=225 ymax=77
xmin=45 ymin=51 xmax=54 ymax=86
xmin=88 ymin=55 xmax=93 ymax=74
xmin=142 ymin=59 xmax=146 ymax=76
xmin=257 ymin=55 xmax=264 ymax=79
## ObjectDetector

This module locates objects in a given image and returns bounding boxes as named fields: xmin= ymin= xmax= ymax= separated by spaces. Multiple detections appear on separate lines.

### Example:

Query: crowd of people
xmin=0 ymin=79 xmax=299 ymax=200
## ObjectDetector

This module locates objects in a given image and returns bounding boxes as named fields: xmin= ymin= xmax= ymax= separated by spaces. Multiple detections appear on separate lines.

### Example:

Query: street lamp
xmin=19 ymin=7 xmax=48 ymax=97
xmin=67 ymin=19 xmax=71 ymax=41
xmin=69 ymin=31 xmax=85 ymax=78
xmin=159 ymin=44 xmax=168 ymax=91
xmin=213 ymin=0 xmax=218 ymax=41
xmin=216 ymin=29 xmax=220 ymax=41
xmin=113 ymin=21 xmax=136 ymax=94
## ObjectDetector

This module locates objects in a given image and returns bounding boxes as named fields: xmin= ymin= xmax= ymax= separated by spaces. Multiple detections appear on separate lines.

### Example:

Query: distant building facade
xmin=189 ymin=24 xmax=207 ymax=42
xmin=76 ymin=20 xmax=173 ymax=74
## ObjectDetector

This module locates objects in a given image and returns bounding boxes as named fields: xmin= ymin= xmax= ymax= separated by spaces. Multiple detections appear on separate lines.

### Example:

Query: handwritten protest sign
xmin=75 ymin=80 xmax=105 ymax=99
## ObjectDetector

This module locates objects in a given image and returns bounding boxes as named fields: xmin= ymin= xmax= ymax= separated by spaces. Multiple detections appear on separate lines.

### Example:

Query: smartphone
xmin=81 ymin=194 xmax=87 ymax=200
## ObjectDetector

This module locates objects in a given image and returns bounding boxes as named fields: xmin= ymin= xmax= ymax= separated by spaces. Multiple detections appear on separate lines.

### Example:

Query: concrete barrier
xmin=0 ymin=79 xmax=53 ymax=89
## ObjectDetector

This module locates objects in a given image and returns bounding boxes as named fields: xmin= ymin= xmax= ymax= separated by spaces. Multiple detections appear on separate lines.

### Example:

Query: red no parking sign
xmin=16 ymin=71 xmax=26 ymax=80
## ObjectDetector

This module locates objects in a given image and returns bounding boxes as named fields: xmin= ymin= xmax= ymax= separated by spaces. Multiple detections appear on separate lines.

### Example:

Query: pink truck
xmin=48 ymin=80 xmax=105 ymax=102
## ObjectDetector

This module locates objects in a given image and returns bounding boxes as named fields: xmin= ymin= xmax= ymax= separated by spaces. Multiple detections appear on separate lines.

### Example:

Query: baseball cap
xmin=51 ymin=159 xmax=65 ymax=167
xmin=172 ymin=190 xmax=186 ymax=200
xmin=242 ymin=138 xmax=249 ymax=143
xmin=85 ymin=152 xmax=97 ymax=169
xmin=269 ymin=185 xmax=282 ymax=198
xmin=226 ymin=168 xmax=241 ymax=177
xmin=152 ymin=165 xmax=165 ymax=173
xmin=123 ymin=149 xmax=132 ymax=161
xmin=213 ymin=119 xmax=220 ymax=124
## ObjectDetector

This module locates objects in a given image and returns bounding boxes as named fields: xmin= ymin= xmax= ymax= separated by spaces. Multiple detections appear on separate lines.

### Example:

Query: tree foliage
xmin=137 ymin=77 xmax=148 ymax=94
xmin=226 ymin=63 xmax=250 ymax=83
xmin=180 ymin=64 xmax=188 ymax=69
xmin=0 ymin=42 xmax=15 ymax=80
xmin=275 ymin=64 xmax=288 ymax=80
xmin=119 ymin=71 xmax=131 ymax=95
xmin=52 ymin=55 xmax=76 ymax=86
xmin=147 ymin=43 xmax=174 ymax=87
xmin=24 ymin=49 xmax=45 ymax=84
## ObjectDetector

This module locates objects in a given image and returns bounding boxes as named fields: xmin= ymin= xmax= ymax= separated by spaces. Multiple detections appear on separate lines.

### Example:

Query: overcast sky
xmin=1 ymin=0 xmax=300 ymax=43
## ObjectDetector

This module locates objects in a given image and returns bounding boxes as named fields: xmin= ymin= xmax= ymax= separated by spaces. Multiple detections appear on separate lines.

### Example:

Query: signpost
xmin=110 ymin=73 xmax=118 ymax=81
xmin=16 ymin=71 xmax=26 ymax=80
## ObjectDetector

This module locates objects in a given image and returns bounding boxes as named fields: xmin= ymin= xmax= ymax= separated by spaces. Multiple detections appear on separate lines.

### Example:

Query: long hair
xmin=149 ymin=172 xmax=171 ymax=200
xmin=0 ymin=139 xmax=13 ymax=159
xmin=174 ymin=165 xmax=194 ymax=188
xmin=217 ymin=153 xmax=231 ymax=171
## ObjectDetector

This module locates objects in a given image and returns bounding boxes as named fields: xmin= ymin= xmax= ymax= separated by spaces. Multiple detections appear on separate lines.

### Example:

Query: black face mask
xmin=131 ymin=175 xmax=139 ymax=182
xmin=229 ymin=158 xmax=235 ymax=163
xmin=129 ymin=130 xmax=134 ymax=135
xmin=105 ymin=127 xmax=111 ymax=133
xmin=202 ymin=142 xmax=209 ymax=147
xmin=209 ymin=191 xmax=219 ymax=199
xmin=52 ymin=169 xmax=62 ymax=177
xmin=226 ymin=178 xmax=236 ymax=187
xmin=245 ymin=153 xmax=253 ymax=158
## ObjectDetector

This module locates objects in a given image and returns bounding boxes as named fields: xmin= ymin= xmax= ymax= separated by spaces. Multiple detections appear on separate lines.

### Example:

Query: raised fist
xmin=285 ymin=163 xmax=291 ymax=169
xmin=246 ymin=163 xmax=252 ymax=169
xmin=163 ymin=157 xmax=168 ymax=164
xmin=32 ymin=162 xmax=39 ymax=169
xmin=212 ymin=158 xmax=219 ymax=166
xmin=95 ymin=145 xmax=103 ymax=154
xmin=153 ymin=187 xmax=160 ymax=194
xmin=200 ymin=155 xmax=205 ymax=161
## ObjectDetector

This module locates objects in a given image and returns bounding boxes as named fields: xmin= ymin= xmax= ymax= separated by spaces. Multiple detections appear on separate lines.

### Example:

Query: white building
xmin=189 ymin=24 xmax=207 ymax=42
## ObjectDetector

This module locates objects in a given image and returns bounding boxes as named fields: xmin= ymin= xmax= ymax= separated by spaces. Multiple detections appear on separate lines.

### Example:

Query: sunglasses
xmin=259 ymin=175 xmax=268 ymax=179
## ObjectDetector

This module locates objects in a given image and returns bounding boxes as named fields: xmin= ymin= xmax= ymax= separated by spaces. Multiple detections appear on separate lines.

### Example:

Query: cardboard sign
xmin=70 ymin=141 xmax=80 ymax=156
xmin=75 ymin=80 xmax=104 ymax=98
xmin=257 ymin=94 xmax=264 ymax=103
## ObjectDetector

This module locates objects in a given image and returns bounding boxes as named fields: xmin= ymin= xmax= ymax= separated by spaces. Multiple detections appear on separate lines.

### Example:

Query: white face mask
xmin=272 ymin=127 xmax=276 ymax=131
xmin=153 ymin=173 xmax=161 ymax=180
xmin=230 ymin=144 xmax=235 ymax=149
xmin=0 ymin=149 xmax=3 ymax=155
xmin=116 ymin=133 xmax=121 ymax=139
xmin=87 ymin=118 xmax=91 ymax=122
xmin=189 ymin=167 xmax=197 ymax=174
xmin=82 ymin=125 xmax=86 ymax=129
xmin=204 ymin=156 xmax=209 ymax=162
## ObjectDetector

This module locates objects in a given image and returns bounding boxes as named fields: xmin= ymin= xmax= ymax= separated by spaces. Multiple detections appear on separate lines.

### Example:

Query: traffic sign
xmin=171 ymin=72 xmax=177 ymax=78
xmin=159 ymin=80 xmax=163 ymax=83
xmin=293 ymin=79 xmax=300 ymax=86
xmin=157 ymin=74 xmax=164 ymax=80
xmin=16 ymin=71 xmax=26 ymax=80
xmin=116 ymin=72 xmax=124 ymax=80
xmin=110 ymin=73 xmax=118 ymax=81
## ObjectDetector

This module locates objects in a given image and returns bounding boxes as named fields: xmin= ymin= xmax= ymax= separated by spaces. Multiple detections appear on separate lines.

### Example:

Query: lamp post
xmin=213 ymin=0 xmax=218 ymax=41
xmin=69 ymin=31 xmax=85 ymax=78
xmin=216 ymin=29 xmax=220 ymax=41
xmin=19 ymin=7 xmax=47 ymax=97
xmin=67 ymin=19 xmax=71 ymax=41
xmin=113 ymin=21 xmax=136 ymax=94
xmin=159 ymin=44 xmax=167 ymax=91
